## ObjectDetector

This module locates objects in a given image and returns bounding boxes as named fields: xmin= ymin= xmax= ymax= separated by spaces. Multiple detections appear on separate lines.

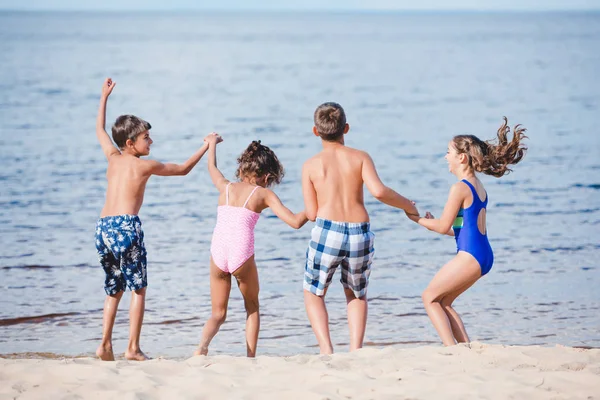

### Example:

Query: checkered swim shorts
xmin=304 ymin=218 xmax=375 ymax=298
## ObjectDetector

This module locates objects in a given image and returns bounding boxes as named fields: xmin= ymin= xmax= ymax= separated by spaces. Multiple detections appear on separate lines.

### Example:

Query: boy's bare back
xmin=101 ymin=154 xmax=153 ymax=217
xmin=302 ymin=102 xmax=418 ymax=224
xmin=303 ymin=145 xmax=371 ymax=223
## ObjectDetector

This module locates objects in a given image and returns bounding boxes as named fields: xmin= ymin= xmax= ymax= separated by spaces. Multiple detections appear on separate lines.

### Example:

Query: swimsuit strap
xmin=461 ymin=179 xmax=487 ymax=206
xmin=243 ymin=186 xmax=260 ymax=209
xmin=225 ymin=182 xmax=232 ymax=206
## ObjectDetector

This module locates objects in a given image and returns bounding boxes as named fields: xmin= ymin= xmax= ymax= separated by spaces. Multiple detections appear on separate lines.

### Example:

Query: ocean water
xmin=0 ymin=11 xmax=599 ymax=359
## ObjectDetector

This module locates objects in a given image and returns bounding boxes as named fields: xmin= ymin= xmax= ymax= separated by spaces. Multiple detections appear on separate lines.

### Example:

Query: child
xmin=302 ymin=102 xmax=419 ymax=354
xmin=195 ymin=136 xmax=308 ymax=357
xmin=94 ymin=78 xmax=212 ymax=361
xmin=407 ymin=117 xmax=527 ymax=346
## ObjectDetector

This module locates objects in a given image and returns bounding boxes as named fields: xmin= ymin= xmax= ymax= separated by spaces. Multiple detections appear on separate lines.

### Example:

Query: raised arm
xmin=408 ymin=183 xmax=467 ymax=235
xmin=361 ymin=153 xmax=419 ymax=215
xmin=301 ymin=161 xmax=318 ymax=221
xmin=96 ymin=78 xmax=120 ymax=159
xmin=264 ymin=189 xmax=308 ymax=229
xmin=145 ymin=133 xmax=217 ymax=177
xmin=205 ymin=133 xmax=228 ymax=192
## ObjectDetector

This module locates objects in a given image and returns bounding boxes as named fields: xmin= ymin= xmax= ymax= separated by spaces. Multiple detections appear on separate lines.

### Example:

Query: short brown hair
xmin=314 ymin=102 xmax=346 ymax=141
xmin=235 ymin=140 xmax=284 ymax=187
xmin=111 ymin=115 xmax=151 ymax=149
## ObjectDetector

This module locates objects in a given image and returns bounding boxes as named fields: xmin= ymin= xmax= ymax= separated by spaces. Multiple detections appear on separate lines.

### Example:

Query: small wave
xmin=1 ymin=264 xmax=53 ymax=270
xmin=517 ymin=208 xmax=599 ymax=216
xmin=370 ymin=296 xmax=401 ymax=302
xmin=394 ymin=312 xmax=426 ymax=317
xmin=0 ymin=312 xmax=81 ymax=327
xmin=572 ymin=183 xmax=600 ymax=190
xmin=145 ymin=316 xmax=199 ymax=325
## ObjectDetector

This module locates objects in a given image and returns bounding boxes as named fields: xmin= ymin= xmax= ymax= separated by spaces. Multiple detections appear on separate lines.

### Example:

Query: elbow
xmin=371 ymin=186 xmax=387 ymax=200
xmin=436 ymin=224 xmax=452 ymax=235
xmin=306 ymin=211 xmax=317 ymax=222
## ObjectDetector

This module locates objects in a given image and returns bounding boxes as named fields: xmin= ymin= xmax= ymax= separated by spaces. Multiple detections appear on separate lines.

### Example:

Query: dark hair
xmin=235 ymin=140 xmax=284 ymax=187
xmin=453 ymin=117 xmax=528 ymax=178
xmin=314 ymin=102 xmax=346 ymax=141
xmin=111 ymin=115 xmax=151 ymax=149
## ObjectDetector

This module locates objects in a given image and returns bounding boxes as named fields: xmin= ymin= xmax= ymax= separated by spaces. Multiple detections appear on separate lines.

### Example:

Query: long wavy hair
xmin=453 ymin=117 xmax=528 ymax=177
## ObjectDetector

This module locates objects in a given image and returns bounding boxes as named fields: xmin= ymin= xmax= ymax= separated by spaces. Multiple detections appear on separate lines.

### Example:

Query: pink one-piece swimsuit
xmin=210 ymin=183 xmax=260 ymax=273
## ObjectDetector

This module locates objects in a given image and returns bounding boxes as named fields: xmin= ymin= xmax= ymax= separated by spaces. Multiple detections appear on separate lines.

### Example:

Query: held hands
xmin=204 ymin=132 xmax=223 ymax=147
xmin=405 ymin=200 xmax=420 ymax=222
xmin=101 ymin=78 xmax=116 ymax=98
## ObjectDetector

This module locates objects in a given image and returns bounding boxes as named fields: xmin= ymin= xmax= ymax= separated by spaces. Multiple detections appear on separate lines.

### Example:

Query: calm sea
xmin=0 ymin=11 xmax=599 ymax=358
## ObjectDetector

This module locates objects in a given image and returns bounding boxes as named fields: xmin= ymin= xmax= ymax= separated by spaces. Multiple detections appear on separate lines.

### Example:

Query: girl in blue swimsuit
xmin=407 ymin=117 xmax=527 ymax=346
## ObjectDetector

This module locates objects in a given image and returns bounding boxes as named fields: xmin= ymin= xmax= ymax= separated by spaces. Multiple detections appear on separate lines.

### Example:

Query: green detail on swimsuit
xmin=452 ymin=208 xmax=464 ymax=229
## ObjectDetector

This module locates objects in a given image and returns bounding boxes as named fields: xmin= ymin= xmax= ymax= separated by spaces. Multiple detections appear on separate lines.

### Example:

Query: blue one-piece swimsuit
xmin=452 ymin=179 xmax=494 ymax=276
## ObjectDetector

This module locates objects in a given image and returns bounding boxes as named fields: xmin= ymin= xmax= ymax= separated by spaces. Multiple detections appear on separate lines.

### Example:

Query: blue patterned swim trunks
xmin=95 ymin=215 xmax=147 ymax=295
xmin=304 ymin=218 xmax=375 ymax=298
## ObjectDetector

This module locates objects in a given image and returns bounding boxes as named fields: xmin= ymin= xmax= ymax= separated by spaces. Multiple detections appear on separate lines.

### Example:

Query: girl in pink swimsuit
xmin=195 ymin=135 xmax=308 ymax=357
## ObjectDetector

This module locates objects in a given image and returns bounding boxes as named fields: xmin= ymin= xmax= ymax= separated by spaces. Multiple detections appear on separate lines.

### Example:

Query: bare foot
xmin=193 ymin=346 xmax=208 ymax=356
xmin=125 ymin=349 xmax=150 ymax=361
xmin=96 ymin=344 xmax=115 ymax=361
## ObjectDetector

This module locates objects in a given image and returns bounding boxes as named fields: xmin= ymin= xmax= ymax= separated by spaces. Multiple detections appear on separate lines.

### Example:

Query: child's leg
xmin=343 ymin=289 xmax=367 ymax=351
xmin=232 ymin=256 xmax=260 ymax=357
xmin=96 ymin=290 xmax=124 ymax=361
xmin=422 ymin=252 xmax=481 ymax=346
xmin=196 ymin=258 xmax=232 ymax=356
xmin=440 ymin=278 xmax=479 ymax=343
xmin=125 ymin=287 xmax=149 ymax=361
xmin=304 ymin=289 xmax=334 ymax=354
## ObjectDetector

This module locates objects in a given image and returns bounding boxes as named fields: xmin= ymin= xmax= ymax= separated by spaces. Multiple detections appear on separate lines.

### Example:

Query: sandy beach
xmin=1 ymin=343 xmax=599 ymax=399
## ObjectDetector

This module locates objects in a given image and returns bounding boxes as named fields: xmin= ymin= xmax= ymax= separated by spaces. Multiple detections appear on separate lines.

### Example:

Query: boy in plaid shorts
xmin=301 ymin=102 xmax=419 ymax=354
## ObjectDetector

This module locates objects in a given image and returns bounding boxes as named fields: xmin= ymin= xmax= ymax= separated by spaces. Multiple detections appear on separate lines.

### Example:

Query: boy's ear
xmin=125 ymin=138 xmax=135 ymax=148
xmin=312 ymin=126 xmax=320 ymax=137
xmin=343 ymin=123 xmax=350 ymax=134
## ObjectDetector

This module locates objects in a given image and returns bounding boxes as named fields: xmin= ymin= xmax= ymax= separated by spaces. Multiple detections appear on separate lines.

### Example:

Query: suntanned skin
xmin=194 ymin=134 xmax=308 ymax=357
xmin=95 ymin=78 xmax=211 ymax=361
xmin=406 ymin=140 xmax=488 ymax=346
xmin=302 ymin=122 xmax=419 ymax=355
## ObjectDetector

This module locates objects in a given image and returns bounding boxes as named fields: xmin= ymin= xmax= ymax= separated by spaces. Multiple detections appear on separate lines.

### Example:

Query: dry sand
xmin=1 ymin=343 xmax=599 ymax=399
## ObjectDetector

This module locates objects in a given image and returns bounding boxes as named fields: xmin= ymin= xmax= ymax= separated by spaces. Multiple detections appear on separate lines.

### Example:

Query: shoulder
xmin=348 ymin=148 xmax=373 ymax=166
xmin=302 ymin=154 xmax=321 ymax=171
xmin=135 ymin=157 xmax=160 ymax=174
xmin=449 ymin=181 xmax=470 ymax=197
xmin=260 ymin=187 xmax=278 ymax=202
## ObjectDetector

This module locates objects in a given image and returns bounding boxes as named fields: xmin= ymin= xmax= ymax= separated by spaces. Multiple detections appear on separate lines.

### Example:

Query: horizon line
xmin=1 ymin=8 xmax=600 ymax=13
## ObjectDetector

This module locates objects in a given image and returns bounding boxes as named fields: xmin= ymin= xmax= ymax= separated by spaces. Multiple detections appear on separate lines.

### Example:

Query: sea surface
xmin=0 ymin=11 xmax=599 ymax=358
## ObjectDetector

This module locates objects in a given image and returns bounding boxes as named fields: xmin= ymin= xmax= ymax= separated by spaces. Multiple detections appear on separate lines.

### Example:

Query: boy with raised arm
xmin=94 ymin=78 xmax=212 ymax=361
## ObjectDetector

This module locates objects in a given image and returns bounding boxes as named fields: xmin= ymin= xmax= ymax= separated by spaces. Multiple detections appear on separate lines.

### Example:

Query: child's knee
xmin=244 ymin=297 xmax=259 ymax=313
xmin=421 ymin=288 xmax=437 ymax=305
xmin=212 ymin=309 xmax=227 ymax=325
xmin=440 ymin=297 xmax=454 ymax=309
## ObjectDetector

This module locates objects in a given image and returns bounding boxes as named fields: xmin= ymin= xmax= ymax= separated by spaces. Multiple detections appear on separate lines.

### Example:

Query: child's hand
xmin=204 ymin=132 xmax=223 ymax=146
xmin=101 ymin=78 xmax=116 ymax=98
xmin=424 ymin=212 xmax=434 ymax=219
xmin=405 ymin=200 xmax=420 ymax=222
